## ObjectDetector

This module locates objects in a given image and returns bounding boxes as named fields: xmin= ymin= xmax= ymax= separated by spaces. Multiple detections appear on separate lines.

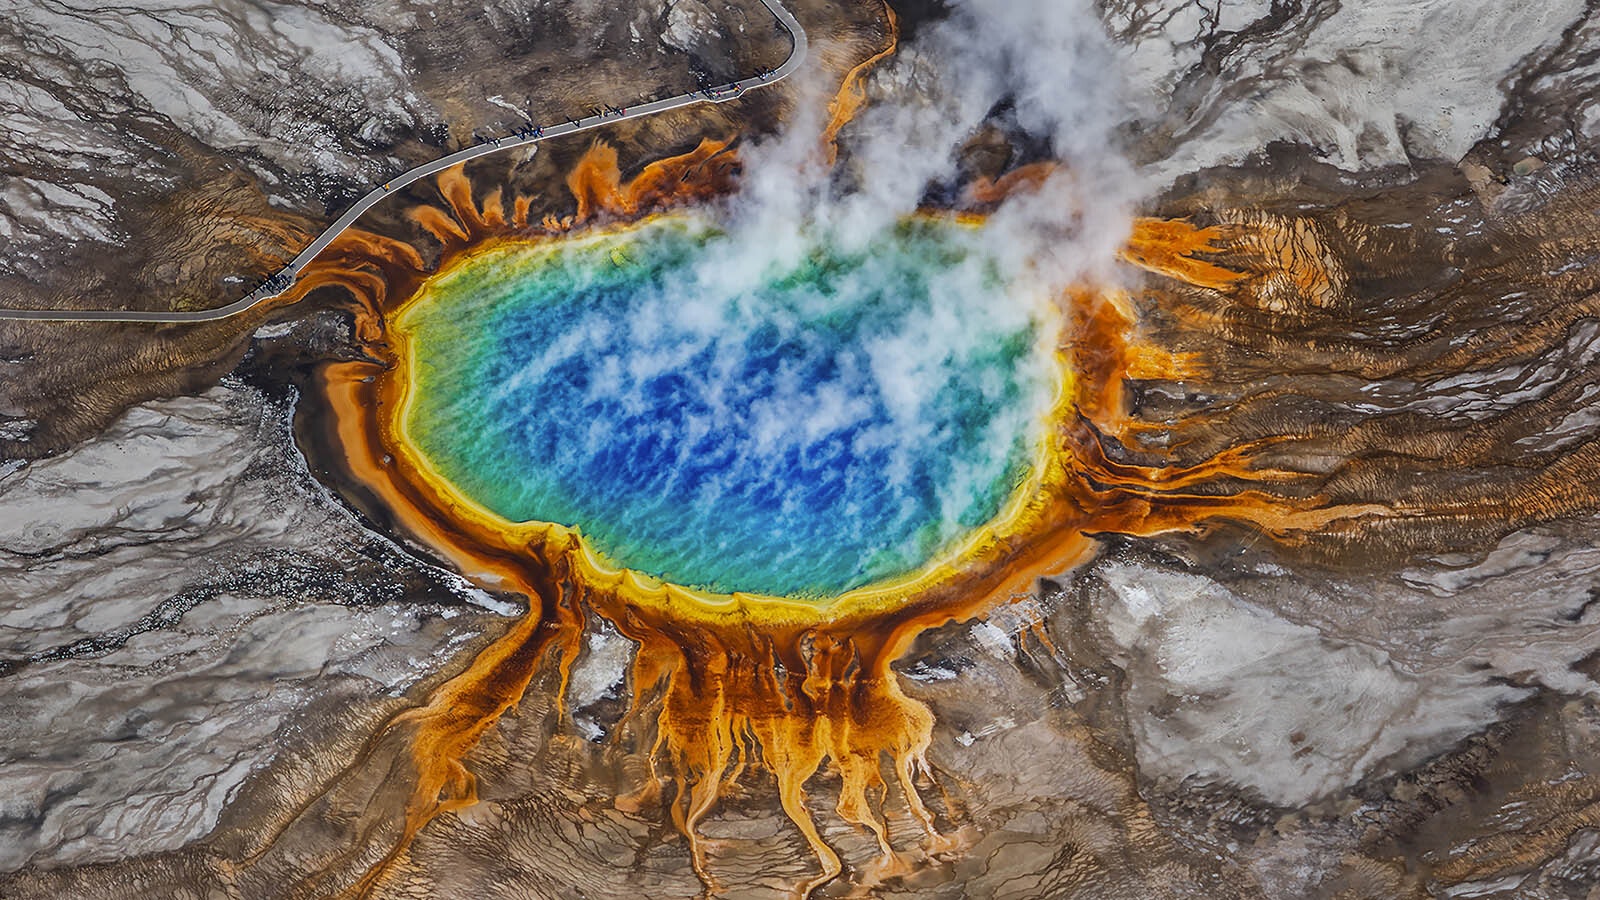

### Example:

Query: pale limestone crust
xmin=1089 ymin=560 xmax=1527 ymax=805
xmin=0 ymin=384 xmax=505 ymax=872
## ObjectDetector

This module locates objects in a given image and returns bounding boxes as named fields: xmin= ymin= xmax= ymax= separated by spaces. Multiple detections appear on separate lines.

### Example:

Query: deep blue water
xmin=400 ymin=218 xmax=1055 ymax=598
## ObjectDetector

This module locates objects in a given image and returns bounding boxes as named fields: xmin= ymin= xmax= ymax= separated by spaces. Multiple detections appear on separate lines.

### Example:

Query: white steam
xmin=699 ymin=0 xmax=1138 ymax=301
xmin=413 ymin=4 xmax=1146 ymax=593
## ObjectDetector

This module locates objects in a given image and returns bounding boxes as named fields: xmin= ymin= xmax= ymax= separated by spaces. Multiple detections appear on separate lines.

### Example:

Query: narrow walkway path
xmin=0 ymin=0 xmax=806 ymax=323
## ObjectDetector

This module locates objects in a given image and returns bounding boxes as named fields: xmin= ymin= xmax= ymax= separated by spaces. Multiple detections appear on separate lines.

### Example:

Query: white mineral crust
xmin=0 ymin=384 xmax=506 ymax=872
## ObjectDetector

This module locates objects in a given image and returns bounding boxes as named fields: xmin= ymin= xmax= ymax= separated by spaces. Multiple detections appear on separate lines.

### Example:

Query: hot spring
xmin=391 ymin=215 xmax=1065 ymax=601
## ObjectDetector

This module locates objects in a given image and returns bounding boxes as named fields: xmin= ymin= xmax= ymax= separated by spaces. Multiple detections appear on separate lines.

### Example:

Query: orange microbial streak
xmin=821 ymin=5 xmax=898 ymax=163
xmin=964 ymin=161 xmax=1061 ymax=208
xmin=278 ymin=124 xmax=1374 ymax=900
xmin=569 ymin=137 xmax=737 ymax=220
xmin=1121 ymin=217 xmax=1251 ymax=291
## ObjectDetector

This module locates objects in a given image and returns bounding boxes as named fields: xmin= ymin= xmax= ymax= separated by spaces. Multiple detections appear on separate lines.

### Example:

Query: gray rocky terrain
xmin=0 ymin=380 xmax=514 ymax=873
xmin=0 ymin=0 xmax=785 ymax=285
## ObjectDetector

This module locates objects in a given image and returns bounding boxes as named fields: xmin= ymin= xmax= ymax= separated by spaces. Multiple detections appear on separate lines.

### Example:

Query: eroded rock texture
xmin=0 ymin=381 xmax=514 ymax=874
xmin=0 ymin=0 xmax=786 ymax=283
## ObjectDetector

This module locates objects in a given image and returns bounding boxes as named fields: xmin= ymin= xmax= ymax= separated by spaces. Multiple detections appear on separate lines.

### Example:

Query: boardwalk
xmin=0 ymin=0 xmax=807 ymax=323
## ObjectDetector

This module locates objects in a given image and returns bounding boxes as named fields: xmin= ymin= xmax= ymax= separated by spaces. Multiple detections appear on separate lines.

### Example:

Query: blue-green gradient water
xmin=399 ymin=217 xmax=1057 ymax=598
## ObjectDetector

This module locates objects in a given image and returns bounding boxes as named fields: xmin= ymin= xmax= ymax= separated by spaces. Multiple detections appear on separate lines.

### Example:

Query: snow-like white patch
xmin=251 ymin=321 xmax=296 ymax=339
xmin=1092 ymin=561 xmax=1526 ymax=805
xmin=0 ymin=385 xmax=497 ymax=873
xmin=1121 ymin=0 xmax=1587 ymax=175
xmin=0 ymin=0 xmax=438 ymax=270
xmin=485 ymin=94 xmax=530 ymax=121
xmin=663 ymin=0 xmax=718 ymax=52
xmin=566 ymin=626 xmax=636 ymax=710
xmin=969 ymin=621 xmax=1014 ymax=661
